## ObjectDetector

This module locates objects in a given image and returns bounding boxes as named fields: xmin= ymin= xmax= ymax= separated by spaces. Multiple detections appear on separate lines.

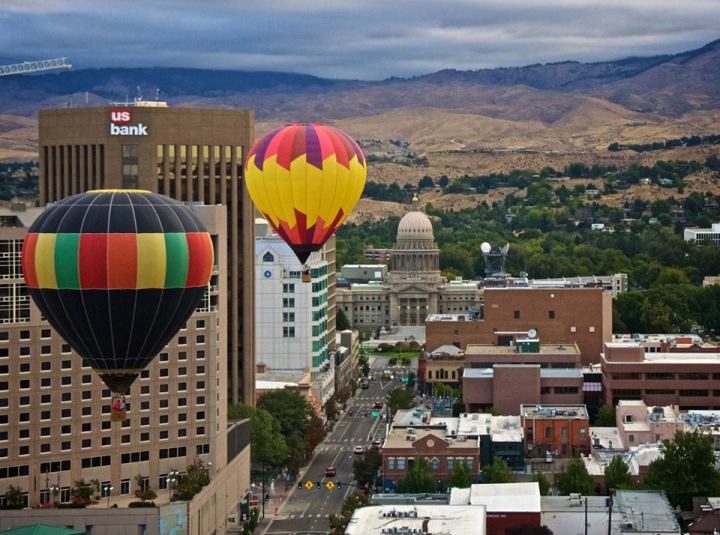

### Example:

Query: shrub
xmin=129 ymin=501 xmax=157 ymax=508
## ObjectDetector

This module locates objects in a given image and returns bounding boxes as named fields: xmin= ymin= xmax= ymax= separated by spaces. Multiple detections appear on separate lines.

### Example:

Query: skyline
xmin=0 ymin=1 xmax=718 ymax=80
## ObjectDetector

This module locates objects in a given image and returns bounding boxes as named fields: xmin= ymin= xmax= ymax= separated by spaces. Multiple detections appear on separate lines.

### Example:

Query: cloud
xmin=0 ymin=1 xmax=718 ymax=79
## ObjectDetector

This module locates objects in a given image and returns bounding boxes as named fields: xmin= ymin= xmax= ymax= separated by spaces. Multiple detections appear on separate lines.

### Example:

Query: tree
xmin=228 ymin=404 xmax=289 ymax=467
xmin=396 ymin=458 xmax=436 ymax=493
xmin=2 ymin=485 xmax=25 ymax=509
xmin=594 ymin=405 xmax=616 ymax=427
xmin=506 ymin=525 xmax=554 ymax=535
xmin=70 ymin=479 xmax=93 ymax=506
xmin=438 ymin=175 xmax=450 ymax=188
xmin=336 ymin=308 xmax=351 ymax=331
xmin=557 ymin=460 xmax=596 ymax=496
xmin=644 ymin=431 xmax=720 ymax=510
xmin=304 ymin=413 xmax=326 ymax=458
xmin=175 ymin=459 xmax=211 ymax=500
xmin=325 ymin=397 xmax=338 ymax=422
xmin=386 ymin=387 xmax=414 ymax=414
xmin=433 ymin=383 xmax=454 ymax=398
xmin=328 ymin=493 xmax=369 ymax=535
xmin=603 ymin=456 xmax=634 ymax=491
xmin=418 ymin=175 xmax=435 ymax=189
xmin=447 ymin=461 xmax=474 ymax=489
xmin=353 ymin=447 xmax=382 ymax=490
xmin=482 ymin=458 xmax=513 ymax=484
xmin=533 ymin=471 xmax=551 ymax=496
xmin=258 ymin=390 xmax=313 ymax=474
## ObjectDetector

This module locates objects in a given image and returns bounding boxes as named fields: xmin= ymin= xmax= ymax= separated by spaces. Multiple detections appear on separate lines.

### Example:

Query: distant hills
xmin=1 ymin=38 xmax=719 ymax=159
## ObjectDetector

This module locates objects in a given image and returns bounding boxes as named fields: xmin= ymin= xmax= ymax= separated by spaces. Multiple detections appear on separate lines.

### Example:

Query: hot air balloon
xmin=22 ymin=190 xmax=214 ymax=420
xmin=245 ymin=123 xmax=366 ymax=279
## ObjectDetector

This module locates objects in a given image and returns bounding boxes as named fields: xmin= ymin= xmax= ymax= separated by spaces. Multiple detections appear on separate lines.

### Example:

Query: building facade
xmin=426 ymin=287 xmax=613 ymax=365
xmin=255 ymin=233 xmax=334 ymax=406
xmin=521 ymin=404 xmax=591 ymax=458
xmin=337 ymin=210 xmax=482 ymax=328
xmin=0 ymin=204 xmax=228 ymax=507
xmin=684 ymin=223 xmax=720 ymax=246
xmin=38 ymin=104 xmax=255 ymax=405
xmin=601 ymin=343 xmax=720 ymax=409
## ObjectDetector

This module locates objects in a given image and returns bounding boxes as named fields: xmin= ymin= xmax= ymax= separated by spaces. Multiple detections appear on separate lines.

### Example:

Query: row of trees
xmin=555 ymin=431 xmax=720 ymax=510
xmin=609 ymin=134 xmax=720 ymax=153
xmin=229 ymin=389 xmax=325 ymax=478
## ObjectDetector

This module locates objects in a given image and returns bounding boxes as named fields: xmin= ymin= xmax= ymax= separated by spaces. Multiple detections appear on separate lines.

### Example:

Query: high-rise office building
xmin=38 ymin=103 xmax=255 ymax=404
xmin=0 ymin=203 xmax=228 ymax=507
xmin=255 ymin=225 xmax=335 ymax=407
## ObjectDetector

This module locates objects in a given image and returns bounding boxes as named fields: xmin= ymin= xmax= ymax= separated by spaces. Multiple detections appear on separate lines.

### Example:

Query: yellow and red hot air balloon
xmin=245 ymin=123 xmax=366 ymax=269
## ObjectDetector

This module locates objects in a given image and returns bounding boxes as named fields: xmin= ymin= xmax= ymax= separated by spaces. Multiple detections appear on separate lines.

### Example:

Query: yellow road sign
xmin=325 ymin=480 xmax=335 ymax=490
xmin=304 ymin=480 xmax=314 ymax=490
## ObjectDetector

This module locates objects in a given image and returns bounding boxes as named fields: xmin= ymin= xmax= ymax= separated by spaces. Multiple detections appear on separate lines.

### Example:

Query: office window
xmin=159 ymin=430 xmax=169 ymax=440
xmin=41 ymin=362 xmax=51 ymax=372
xmin=178 ymin=336 xmax=187 ymax=345
xmin=61 ymin=360 xmax=71 ymax=370
xmin=178 ymin=351 xmax=187 ymax=361
xmin=82 ymin=406 xmax=92 ymax=416
xmin=513 ymin=310 xmax=520 ymax=319
xmin=178 ymin=413 xmax=187 ymax=422
xmin=61 ymin=408 xmax=71 ymax=418
xmin=548 ymin=310 xmax=555 ymax=319
xmin=20 ymin=330 xmax=31 ymax=340
xmin=141 ymin=417 xmax=150 ymax=427
xmin=19 ymin=363 xmax=30 ymax=372
xmin=160 ymin=399 xmax=169 ymax=409
xmin=101 ymin=437 xmax=111 ymax=447
xmin=41 ymin=328 xmax=51 ymax=338
xmin=160 ymin=384 xmax=169 ymax=393
xmin=140 ymin=369 xmax=150 ymax=379
xmin=40 ymin=443 xmax=51 ymax=453
xmin=178 ymin=428 xmax=187 ymax=438
xmin=159 ymin=368 xmax=169 ymax=378
xmin=140 ymin=385 xmax=150 ymax=395
xmin=178 ymin=367 xmax=187 ymax=376
xmin=120 ymin=479 xmax=131 ymax=495
xmin=196 ymin=426 xmax=205 ymax=436
xmin=61 ymin=376 xmax=72 ymax=386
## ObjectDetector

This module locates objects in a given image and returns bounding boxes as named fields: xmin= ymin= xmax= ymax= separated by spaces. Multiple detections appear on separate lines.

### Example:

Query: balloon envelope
xmin=22 ymin=190 xmax=214 ymax=395
xmin=245 ymin=123 xmax=366 ymax=264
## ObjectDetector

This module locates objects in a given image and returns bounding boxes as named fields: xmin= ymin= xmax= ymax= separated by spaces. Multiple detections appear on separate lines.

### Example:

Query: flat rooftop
xmin=463 ymin=367 xmax=583 ymax=380
xmin=521 ymin=404 xmax=589 ymax=419
xmin=345 ymin=505 xmax=486 ymax=535
xmin=466 ymin=343 xmax=579 ymax=355
xmin=383 ymin=427 xmax=478 ymax=450
xmin=469 ymin=482 xmax=541 ymax=512
xmin=590 ymin=427 xmax=623 ymax=450
xmin=614 ymin=490 xmax=679 ymax=533
xmin=426 ymin=313 xmax=476 ymax=322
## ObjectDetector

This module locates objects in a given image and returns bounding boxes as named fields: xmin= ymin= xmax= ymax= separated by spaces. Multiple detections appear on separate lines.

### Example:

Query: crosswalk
xmin=282 ymin=513 xmax=331 ymax=519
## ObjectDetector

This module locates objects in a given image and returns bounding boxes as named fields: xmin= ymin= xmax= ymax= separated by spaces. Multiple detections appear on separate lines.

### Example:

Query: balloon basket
xmin=111 ymin=408 xmax=127 ymax=422
xmin=302 ymin=269 xmax=311 ymax=283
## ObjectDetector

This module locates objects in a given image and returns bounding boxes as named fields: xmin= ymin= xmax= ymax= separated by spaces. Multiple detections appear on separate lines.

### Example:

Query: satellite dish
xmin=528 ymin=328 xmax=538 ymax=339
xmin=501 ymin=243 xmax=510 ymax=254
xmin=481 ymin=242 xmax=491 ymax=254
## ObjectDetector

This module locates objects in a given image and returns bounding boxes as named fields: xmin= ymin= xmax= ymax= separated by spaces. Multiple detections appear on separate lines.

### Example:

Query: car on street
xmin=373 ymin=401 xmax=383 ymax=409
xmin=325 ymin=466 xmax=336 ymax=477
xmin=353 ymin=446 xmax=365 ymax=455
xmin=372 ymin=439 xmax=382 ymax=448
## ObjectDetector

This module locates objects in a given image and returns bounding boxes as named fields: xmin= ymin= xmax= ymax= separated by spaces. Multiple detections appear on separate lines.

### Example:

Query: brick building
xmin=601 ymin=343 xmax=720 ymax=409
xmin=464 ymin=366 xmax=584 ymax=415
xmin=521 ymin=404 xmax=591 ymax=458
xmin=426 ymin=287 xmax=612 ymax=365
xmin=381 ymin=427 xmax=480 ymax=491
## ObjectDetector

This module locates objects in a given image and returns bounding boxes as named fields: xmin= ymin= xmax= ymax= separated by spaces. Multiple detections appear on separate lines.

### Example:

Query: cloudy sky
xmin=1 ymin=0 xmax=719 ymax=80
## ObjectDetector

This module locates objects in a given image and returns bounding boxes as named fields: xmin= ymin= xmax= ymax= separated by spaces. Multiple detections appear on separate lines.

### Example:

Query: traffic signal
xmin=297 ymin=482 xmax=302 ymax=489
xmin=336 ymin=481 xmax=342 ymax=489
xmin=316 ymin=481 xmax=321 ymax=489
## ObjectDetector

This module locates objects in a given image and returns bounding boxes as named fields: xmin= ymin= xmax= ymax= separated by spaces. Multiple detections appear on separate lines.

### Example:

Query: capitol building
xmin=336 ymin=209 xmax=482 ymax=327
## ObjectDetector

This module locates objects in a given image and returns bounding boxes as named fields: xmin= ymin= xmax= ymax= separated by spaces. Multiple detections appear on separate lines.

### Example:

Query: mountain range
xmin=1 ymin=38 xmax=719 ymax=160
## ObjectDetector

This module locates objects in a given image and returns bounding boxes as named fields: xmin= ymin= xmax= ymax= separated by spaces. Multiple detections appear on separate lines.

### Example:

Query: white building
xmin=684 ymin=223 xmax=720 ymax=246
xmin=345 ymin=505 xmax=485 ymax=535
xmin=255 ymin=228 xmax=334 ymax=405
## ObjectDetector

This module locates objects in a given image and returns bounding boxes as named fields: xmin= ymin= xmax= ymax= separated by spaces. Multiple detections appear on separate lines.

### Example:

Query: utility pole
xmin=585 ymin=496 xmax=588 ymax=535
xmin=607 ymin=489 xmax=614 ymax=535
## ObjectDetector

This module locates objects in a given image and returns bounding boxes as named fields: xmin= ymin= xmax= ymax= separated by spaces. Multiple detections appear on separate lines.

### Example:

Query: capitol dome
xmin=397 ymin=211 xmax=434 ymax=240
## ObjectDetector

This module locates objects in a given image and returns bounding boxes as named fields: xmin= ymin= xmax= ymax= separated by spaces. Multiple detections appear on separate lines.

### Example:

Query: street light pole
xmin=105 ymin=484 xmax=113 ymax=508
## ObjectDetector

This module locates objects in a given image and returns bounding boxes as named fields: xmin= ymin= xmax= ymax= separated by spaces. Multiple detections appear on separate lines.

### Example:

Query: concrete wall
xmin=0 ymin=508 xmax=163 ymax=535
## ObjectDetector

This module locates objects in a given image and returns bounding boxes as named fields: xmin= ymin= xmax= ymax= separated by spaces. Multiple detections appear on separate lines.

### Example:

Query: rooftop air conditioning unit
xmin=406 ymin=435 xmax=415 ymax=441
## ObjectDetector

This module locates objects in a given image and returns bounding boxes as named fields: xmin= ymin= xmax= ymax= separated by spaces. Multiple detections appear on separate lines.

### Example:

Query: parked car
xmin=372 ymin=439 xmax=382 ymax=448
xmin=353 ymin=446 xmax=365 ymax=455
xmin=373 ymin=401 xmax=383 ymax=409
xmin=325 ymin=466 xmax=336 ymax=477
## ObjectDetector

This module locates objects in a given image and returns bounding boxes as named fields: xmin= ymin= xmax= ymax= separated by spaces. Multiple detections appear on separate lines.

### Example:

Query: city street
xmin=263 ymin=357 xmax=401 ymax=535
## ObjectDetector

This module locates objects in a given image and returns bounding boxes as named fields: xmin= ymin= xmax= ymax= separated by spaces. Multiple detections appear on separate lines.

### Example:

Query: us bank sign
xmin=110 ymin=108 xmax=148 ymax=136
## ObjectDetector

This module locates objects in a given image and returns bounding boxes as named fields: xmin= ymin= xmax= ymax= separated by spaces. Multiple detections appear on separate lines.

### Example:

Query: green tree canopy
xmin=594 ymin=405 xmax=616 ymax=427
xmin=447 ymin=460 xmax=474 ymax=489
xmin=533 ymin=471 xmax=551 ymax=496
xmin=228 ymin=404 xmax=289 ymax=467
xmin=387 ymin=387 xmax=414 ymax=414
xmin=353 ymin=447 xmax=382 ymax=490
xmin=329 ymin=493 xmax=369 ymax=535
xmin=557 ymin=460 xmax=596 ymax=496
xmin=603 ymin=456 xmax=634 ymax=491
xmin=258 ymin=390 xmax=313 ymax=474
xmin=644 ymin=431 xmax=720 ymax=509
xmin=482 ymin=457 xmax=513 ymax=484
xmin=396 ymin=458 xmax=436 ymax=493
xmin=175 ymin=459 xmax=211 ymax=500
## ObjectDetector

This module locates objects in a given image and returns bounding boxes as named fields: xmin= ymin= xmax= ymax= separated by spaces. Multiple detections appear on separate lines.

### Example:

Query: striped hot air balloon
xmin=22 ymin=190 xmax=213 ymax=414
xmin=245 ymin=123 xmax=366 ymax=264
